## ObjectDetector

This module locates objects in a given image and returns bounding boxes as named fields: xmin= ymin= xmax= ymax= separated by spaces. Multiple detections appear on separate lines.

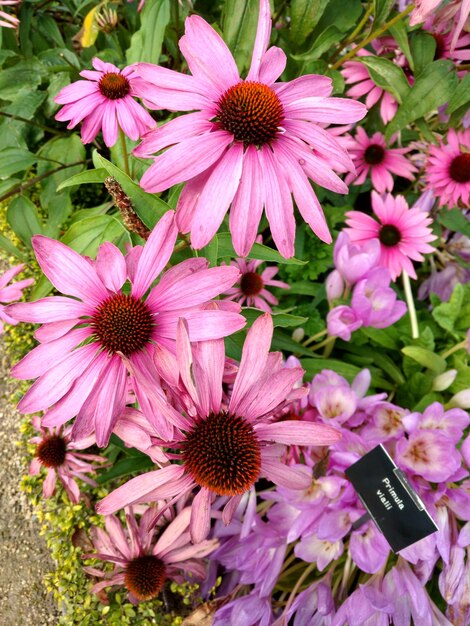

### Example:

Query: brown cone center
xmin=379 ymin=224 xmax=402 ymax=247
xmin=36 ymin=435 xmax=67 ymax=468
xmin=449 ymin=153 xmax=470 ymax=184
xmin=216 ymin=81 xmax=284 ymax=146
xmin=124 ymin=555 xmax=166 ymax=601
xmin=240 ymin=271 xmax=263 ymax=296
xmin=99 ymin=72 xmax=130 ymax=100
xmin=182 ymin=412 xmax=261 ymax=496
xmin=364 ymin=144 xmax=385 ymax=165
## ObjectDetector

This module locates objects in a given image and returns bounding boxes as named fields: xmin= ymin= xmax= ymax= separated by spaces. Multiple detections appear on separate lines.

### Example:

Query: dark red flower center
xmin=91 ymin=294 xmax=153 ymax=357
xmin=182 ymin=412 xmax=261 ymax=496
xmin=364 ymin=144 xmax=385 ymax=165
xmin=99 ymin=72 xmax=130 ymax=100
xmin=449 ymin=153 xmax=470 ymax=184
xmin=36 ymin=435 xmax=67 ymax=468
xmin=124 ymin=555 xmax=166 ymax=601
xmin=379 ymin=224 xmax=402 ymax=247
xmin=240 ymin=271 xmax=263 ymax=296
xmin=216 ymin=81 xmax=284 ymax=146
xmin=432 ymin=33 xmax=446 ymax=60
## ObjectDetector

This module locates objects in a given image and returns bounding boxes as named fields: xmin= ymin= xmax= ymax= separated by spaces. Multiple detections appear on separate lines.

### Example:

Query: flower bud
xmin=432 ymin=369 xmax=458 ymax=391
xmin=448 ymin=389 xmax=470 ymax=409
xmin=292 ymin=328 xmax=305 ymax=343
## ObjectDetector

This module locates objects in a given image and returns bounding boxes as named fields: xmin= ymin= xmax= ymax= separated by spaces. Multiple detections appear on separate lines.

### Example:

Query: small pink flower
xmin=223 ymin=251 xmax=289 ymax=312
xmin=8 ymin=211 xmax=244 ymax=447
xmin=97 ymin=314 xmax=341 ymax=542
xmin=327 ymin=305 xmax=362 ymax=340
xmin=345 ymin=127 xmax=417 ymax=193
xmin=395 ymin=430 xmax=462 ymax=483
xmin=345 ymin=191 xmax=437 ymax=280
xmin=83 ymin=506 xmax=217 ymax=604
xmin=132 ymin=0 xmax=366 ymax=258
xmin=0 ymin=263 xmax=33 ymax=333
xmin=425 ymin=128 xmax=470 ymax=208
xmin=0 ymin=0 xmax=20 ymax=29
xmin=54 ymin=57 xmax=155 ymax=147
xmin=29 ymin=416 xmax=105 ymax=503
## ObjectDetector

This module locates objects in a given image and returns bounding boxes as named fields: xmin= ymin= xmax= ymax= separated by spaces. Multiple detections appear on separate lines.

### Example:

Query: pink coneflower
xmin=424 ymin=21 xmax=470 ymax=64
xmin=345 ymin=127 xmax=417 ymax=193
xmin=97 ymin=314 xmax=341 ymax=542
xmin=0 ymin=263 xmax=33 ymax=333
xmin=29 ymin=416 xmax=105 ymax=504
xmin=132 ymin=0 xmax=366 ymax=258
xmin=425 ymin=128 xmax=470 ymax=208
xmin=54 ymin=57 xmax=155 ymax=147
xmin=345 ymin=192 xmax=437 ymax=280
xmin=8 ymin=211 xmax=244 ymax=447
xmin=0 ymin=0 xmax=19 ymax=28
xmin=341 ymin=49 xmax=398 ymax=125
xmin=223 ymin=248 xmax=289 ymax=312
xmin=83 ymin=506 xmax=217 ymax=603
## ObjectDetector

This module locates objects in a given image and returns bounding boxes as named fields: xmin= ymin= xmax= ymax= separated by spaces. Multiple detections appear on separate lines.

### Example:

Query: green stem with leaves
xmin=119 ymin=128 xmax=130 ymax=177
xmin=330 ymin=4 xmax=414 ymax=70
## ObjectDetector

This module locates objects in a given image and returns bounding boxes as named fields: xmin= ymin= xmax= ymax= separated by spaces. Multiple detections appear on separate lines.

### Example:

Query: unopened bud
xmin=326 ymin=270 xmax=344 ymax=303
xmin=292 ymin=327 xmax=305 ymax=342
xmin=448 ymin=389 xmax=470 ymax=409
xmin=432 ymin=369 xmax=458 ymax=391
xmin=104 ymin=177 xmax=150 ymax=240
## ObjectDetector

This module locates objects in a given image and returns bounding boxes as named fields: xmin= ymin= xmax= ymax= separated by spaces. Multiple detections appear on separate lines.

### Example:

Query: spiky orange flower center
xmin=182 ymin=412 xmax=261 ymax=496
xmin=124 ymin=555 xmax=166 ymax=601
xmin=379 ymin=224 xmax=402 ymax=247
xmin=36 ymin=435 xmax=67 ymax=468
xmin=449 ymin=153 xmax=470 ymax=184
xmin=91 ymin=294 xmax=153 ymax=356
xmin=240 ymin=271 xmax=263 ymax=296
xmin=99 ymin=72 xmax=130 ymax=100
xmin=364 ymin=144 xmax=385 ymax=165
xmin=216 ymin=81 xmax=284 ymax=146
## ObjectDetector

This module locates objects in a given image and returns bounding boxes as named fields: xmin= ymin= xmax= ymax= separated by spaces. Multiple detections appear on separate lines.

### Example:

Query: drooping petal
xmin=189 ymin=487 xmax=213 ymax=543
xmin=247 ymin=0 xmax=272 ymax=81
xmin=7 ymin=297 xmax=92 ymax=324
xmin=255 ymin=421 xmax=341 ymax=446
xmin=95 ymin=242 xmax=127 ymax=292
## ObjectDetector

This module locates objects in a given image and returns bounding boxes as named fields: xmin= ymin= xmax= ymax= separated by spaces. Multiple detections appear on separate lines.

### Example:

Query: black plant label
xmin=345 ymin=444 xmax=438 ymax=553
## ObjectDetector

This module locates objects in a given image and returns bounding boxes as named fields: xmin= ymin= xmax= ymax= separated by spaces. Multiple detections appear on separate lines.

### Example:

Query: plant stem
xmin=302 ymin=328 xmax=328 ymax=347
xmin=0 ymin=161 xmax=88 ymax=204
xmin=119 ymin=128 xmax=130 ymax=177
xmin=330 ymin=4 xmax=414 ymax=70
xmin=344 ymin=1 xmax=374 ymax=47
xmin=282 ymin=562 xmax=316 ymax=616
xmin=0 ymin=112 xmax=65 ymax=136
xmin=441 ymin=340 xmax=467 ymax=360
xmin=402 ymin=270 xmax=419 ymax=339
xmin=309 ymin=335 xmax=336 ymax=352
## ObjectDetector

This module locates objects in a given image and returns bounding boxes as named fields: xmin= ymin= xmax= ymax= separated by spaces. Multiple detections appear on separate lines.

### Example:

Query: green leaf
xmin=389 ymin=22 xmax=413 ymax=70
xmin=93 ymin=151 xmax=171 ymax=229
xmin=222 ymin=0 xmax=259 ymax=73
xmin=7 ymin=196 xmax=43 ymax=246
xmin=216 ymin=233 xmax=306 ymax=265
xmin=0 ymin=233 xmax=27 ymax=261
xmin=0 ymin=60 xmax=44 ymax=100
xmin=200 ymin=234 xmax=218 ymax=268
xmin=57 ymin=168 xmax=108 ymax=191
xmin=359 ymin=56 xmax=410 ymax=104
xmin=439 ymin=208 xmax=470 ymax=238
xmin=290 ymin=0 xmax=331 ymax=45
xmin=97 ymin=455 xmax=155 ymax=484
xmin=272 ymin=329 xmax=318 ymax=357
xmin=312 ymin=0 xmax=362 ymax=34
xmin=385 ymin=60 xmax=457 ymax=140
xmin=301 ymin=357 xmax=394 ymax=389
xmin=243 ymin=308 xmax=308 ymax=328
xmin=0 ymin=147 xmax=37 ymax=178
xmin=373 ymin=0 xmax=394 ymax=26
xmin=410 ymin=32 xmax=436 ymax=77
xmin=61 ymin=215 xmax=127 ymax=257
xmin=126 ymin=0 xmax=171 ymax=64
xmin=447 ymin=73 xmax=470 ymax=114
xmin=401 ymin=346 xmax=446 ymax=373
xmin=291 ymin=26 xmax=342 ymax=62
xmin=29 ymin=275 xmax=53 ymax=301
xmin=432 ymin=283 xmax=463 ymax=337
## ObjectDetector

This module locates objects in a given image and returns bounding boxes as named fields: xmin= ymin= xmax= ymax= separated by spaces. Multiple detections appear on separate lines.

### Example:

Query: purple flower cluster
xmin=206 ymin=369 xmax=470 ymax=625
xmin=326 ymin=233 xmax=407 ymax=340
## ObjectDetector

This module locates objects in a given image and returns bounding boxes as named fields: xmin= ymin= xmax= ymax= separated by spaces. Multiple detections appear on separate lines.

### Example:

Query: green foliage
xmin=222 ymin=0 xmax=259 ymax=73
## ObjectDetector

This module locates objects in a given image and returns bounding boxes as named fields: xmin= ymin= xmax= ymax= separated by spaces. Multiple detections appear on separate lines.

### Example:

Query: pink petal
xmin=154 ymin=507 xmax=191 ymax=557
xmin=180 ymin=15 xmax=240 ymax=92
xmin=274 ymin=75 xmax=333 ymax=102
xmin=189 ymin=487 xmax=213 ymax=543
xmin=258 ymin=46 xmax=286 ymax=85
xmin=156 ymin=309 xmax=245 ymax=342
xmin=247 ymin=0 xmax=272 ymax=81
xmin=43 ymin=469 xmax=57 ymax=498
xmin=261 ymin=457 xmax=312 ymax=489
xmin=190 ymin=144 xmax=244 ymax=250
xmin=165 ymin=538 xmax=218 ymax=564
xmin=95 ymin=242 xmax=127 ymax=292
xmin=193 ymin=334 xmax=225 ymax=416
xmin=255 ymin=421 xmax=341 ymax=446
xmin=285 ymin=97 xmax=367 ymax=124
xmin=32 ymin=235 xmax=108 ymax=306
xmin=131 ymin=210 xmax=177 ymax=299
xmin=140 ymin=132 xmax=233 ymax=194
xmin=7 ymin=297 xmax=92 ymax=324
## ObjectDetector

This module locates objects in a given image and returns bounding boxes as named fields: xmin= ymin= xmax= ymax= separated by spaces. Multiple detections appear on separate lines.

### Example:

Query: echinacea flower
xmin=0 ymin=263 xmax=33 ymax=333
xmin=345 ymin=127 xmax=417 ymax=193
xmin=223 ymin=248 xmax=289 ymax=312
xmin=425 ymin=128 xmax=470 ymax=208
xmin=8 ymin=211 xmax=244 ymax=446
xmin=97 ymin=314 xmax=341 ymax=542
xmin=83 ymin=506 xmax=217 ymax=603
xmin=0 ymin=0 xmax=19 ymax=29
xmin=345 ymin=192 xmax=436 ymax=280
xmin=132 ymin=0 xmax=366 ymax=258
xmin=54 ymin=57 xmax=155 ymax=147
xmin=29 ymin=416 xmax=105 ymax=504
